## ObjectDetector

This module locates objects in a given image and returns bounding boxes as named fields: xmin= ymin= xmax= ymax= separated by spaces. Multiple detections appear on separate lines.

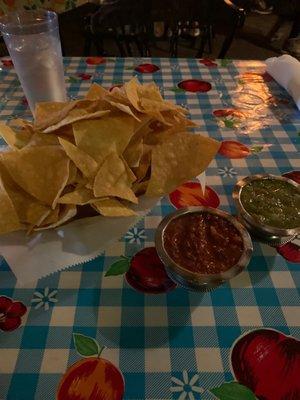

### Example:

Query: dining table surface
xmin=0 ymin=56 xmax=299 ymax=400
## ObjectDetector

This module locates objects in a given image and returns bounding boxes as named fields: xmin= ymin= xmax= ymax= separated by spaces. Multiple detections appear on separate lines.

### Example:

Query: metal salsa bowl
xmin=233 ymin=174 xmax=300 ymax=246
xmin=155 ymin=206 xmax=253 ymax=292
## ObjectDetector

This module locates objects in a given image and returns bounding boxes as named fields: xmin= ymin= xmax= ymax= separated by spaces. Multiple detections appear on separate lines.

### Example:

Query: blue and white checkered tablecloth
xmin=0 ymin=57 xmax=299 ymax=400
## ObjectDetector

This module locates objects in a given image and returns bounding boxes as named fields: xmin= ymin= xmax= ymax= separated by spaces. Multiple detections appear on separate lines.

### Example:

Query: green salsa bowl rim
xmin=233 ymin=174 xmax=300 ymax=237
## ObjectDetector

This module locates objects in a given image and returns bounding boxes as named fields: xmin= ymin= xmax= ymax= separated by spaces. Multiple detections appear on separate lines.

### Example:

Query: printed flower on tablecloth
xmin=0 ymin=296 xmax=27 ymax=332
xmin=31 ymin=287 xmax=58 ymax=311
xmin=124 ymin=227 xmax=146 ymax=244
xmin=171 ymin=370 xmax=204 ymax=400
xmin=218 ymin=166 xmax=237 ymax=178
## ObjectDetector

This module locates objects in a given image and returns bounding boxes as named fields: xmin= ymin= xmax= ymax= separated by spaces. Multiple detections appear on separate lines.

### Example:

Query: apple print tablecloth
xmin=0 ymin=57 xmax=300 ymax=400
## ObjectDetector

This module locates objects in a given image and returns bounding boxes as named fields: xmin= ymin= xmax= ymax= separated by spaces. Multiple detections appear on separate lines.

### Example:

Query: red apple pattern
xmin=57 ymin=333 xmax=124 ymax=400
xmin=126 ymin=247 xmax=177 ymax=294
xmin=282 ymin=170 xmax=300 ymax=184
xmin=134 ymin=63 xmax=160 ymax=73
xmin=199 ymin=58 xmax=218 ymax=68
xmin=86 ymin=57 xmax=106 ymax=65
xmin=177 ymin=79 xmax=212 ymax=93
xmin=1 ymin=58 xmax=13 ymax=68
xmin=105 ymin=248 xmax=176 ymax=294
xmin=77 ymin=73 xmax=92 ymax=81
xmin=276 ymin=242 xmax=300 ymax=264
xmin=169 ymin=182 xmax=220 ymax=209
xmin=231 ymin=329 xmax=300 ymax=400
xmin=218 ymin=140 xmax=250 ymax=159
xmin=0 ymin=296 xmax=27 ymax=332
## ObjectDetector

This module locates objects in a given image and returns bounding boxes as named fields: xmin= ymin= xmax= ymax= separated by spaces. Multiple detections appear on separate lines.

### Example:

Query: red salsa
xmin=163 ymin=212 xmax=244 ymax=274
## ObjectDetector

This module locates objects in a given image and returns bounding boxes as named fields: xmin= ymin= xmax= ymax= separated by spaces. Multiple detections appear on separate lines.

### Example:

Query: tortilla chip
xmin=66 ymin=161 xmax=78 ymax=185
xmin=27 ymin=132 xmax=60 ymax=147
xmin=92 ymin=198 xmax=136 ymax=217
xmin=43 ymin=109 xmax=110 ymax=134
xmin=0 ymin=145 xmax=70 ymax=207
xmin=123 ymin=139 xmax=144 ymax=167
xmin=0 ymin=162 xmax=51 ymax=227
xmin=35 ymin=99 xmax=105 ymax=131
xmin=140 ymin=98 xmax=186 ymax=114
xmin=58 ymin=187 xmax=95 ymax=205
xmin=146 ymin=132 xmax=220 ymax=196
xmin=38 ymin=206 xmax=60 ymax=226
xmin=137 ymin=82 xmax=163 ymax=102
xmin=93 ymin=152 xmax=138 ymax=204
xmin=35 ymin=101 xmax=68 ymax=127
xmin=132 ymin=180 xmax=149 ymax=196
xmin=120 ymin=155 xmax=136 ymax=183
xmin=132 ymin=147 xmax=151 ymax=182
xmin=85 ymin=83 xmax=108 ymax=100
xmin=73 ymin=115 xmax=136 ymax=163
xmin=106 ymin=100 xmax=140 ymax=121
xmin=34 ymin=204 xmax=77 ymax=231
xmin=107 ymin=86 xmax=130 ymax=106
xmin=0 ymin=122 xmax=32 ymax=149
xmin=0 ymin=174 xmax=22 ymax=233
xmin=59 ymin=137 xmax=98 ymax=178
xmin=124 ymin=77 xmax=142 ymax=111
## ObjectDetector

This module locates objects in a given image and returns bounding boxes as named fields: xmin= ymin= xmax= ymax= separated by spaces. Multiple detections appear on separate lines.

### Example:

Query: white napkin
xmin=0 ymin=196 xmax=159 ymax=286
xmin=266 ymin=54 xmax=300 ymax=110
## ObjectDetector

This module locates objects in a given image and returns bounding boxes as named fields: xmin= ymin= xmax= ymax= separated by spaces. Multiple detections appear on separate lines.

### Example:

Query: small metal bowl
xmin=155 ymin=207 xmax=253 ymax=292
xmin=233 ymin=174 xmax=300 ymax=246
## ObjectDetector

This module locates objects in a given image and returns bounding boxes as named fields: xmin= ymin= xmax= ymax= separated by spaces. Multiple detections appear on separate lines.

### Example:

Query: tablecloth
xmin=0 ymin=56 xmax=299 ymax=400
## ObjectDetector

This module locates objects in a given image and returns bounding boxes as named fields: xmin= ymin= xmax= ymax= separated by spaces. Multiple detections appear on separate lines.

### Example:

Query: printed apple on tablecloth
xmin=57 ymin=333 xmax=124 ymax=400
xmin=218 ymin=140 xmax=272 ymax=159
xmin=105 ymin=247 xmax=177 ymax=294
xmin=169 ymin=181 xmax=220 ymax=209
xmin=0 ymin=296 xmax=27 ymax=332
xmin=86 ymin=57 xmax=106 ymax=65
xmin=177 ymin=79 xmax=212 ymax=93
xmin=210 ymin=328 xmax=300 ymax=400
xmin=134 ymin=63 xmax=160 ymax=73
xmin=275 ymin=170 xmax=300 ymax=263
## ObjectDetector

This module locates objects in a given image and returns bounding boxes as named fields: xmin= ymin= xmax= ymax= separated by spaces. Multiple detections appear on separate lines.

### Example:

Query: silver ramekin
xmin=155 ymin=206 xmax=253 ymax=292
xmin=233 ymin=174 xmax=300 ymax=247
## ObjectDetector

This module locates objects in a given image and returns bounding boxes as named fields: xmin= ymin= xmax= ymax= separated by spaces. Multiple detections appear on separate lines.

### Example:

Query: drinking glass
xmin=0 ymin=10 xmax=67 ymax=115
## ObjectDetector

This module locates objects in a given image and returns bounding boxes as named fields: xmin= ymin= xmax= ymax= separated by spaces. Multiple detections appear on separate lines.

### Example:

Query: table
xmin=0 ymin=57 xmax=299 ymax=400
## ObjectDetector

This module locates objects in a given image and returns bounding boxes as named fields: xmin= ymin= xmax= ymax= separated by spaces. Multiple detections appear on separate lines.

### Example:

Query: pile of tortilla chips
xmin=0 ymin=77 xmax=220 ymax=234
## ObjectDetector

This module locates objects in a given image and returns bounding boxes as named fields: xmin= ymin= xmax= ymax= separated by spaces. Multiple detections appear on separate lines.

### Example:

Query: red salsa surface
xmin=163 ymin=212 xmax=244 ymax=274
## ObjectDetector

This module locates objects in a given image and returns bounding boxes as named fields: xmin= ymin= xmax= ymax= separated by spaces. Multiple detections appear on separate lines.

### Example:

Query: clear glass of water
xmin=0 ymin=10 xmax=67 ymax=115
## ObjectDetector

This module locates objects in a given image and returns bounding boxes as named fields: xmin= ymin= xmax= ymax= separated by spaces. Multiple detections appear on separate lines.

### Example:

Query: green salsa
xmin=241 ymin=178 xmax=300 ymax=229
